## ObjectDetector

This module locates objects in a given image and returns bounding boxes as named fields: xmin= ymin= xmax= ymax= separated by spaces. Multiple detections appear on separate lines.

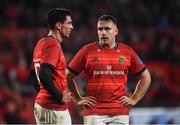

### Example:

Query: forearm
xmin=39 ymin=64 xmax=63 ymax=103
xmin=70 ymin=81 xmax=82 ymax=100
xmin=131 ymin=79 xmax=150 ymax=103
xmin=131 ymin=70 xmax=151 ymax=104
xmin=66 ymin=71 xmax=81 ymax=100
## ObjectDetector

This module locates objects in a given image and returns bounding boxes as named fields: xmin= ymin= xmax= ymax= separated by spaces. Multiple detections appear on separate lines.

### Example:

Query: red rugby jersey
xmin=68 ymin=42 xmax=146 ymax=115
xmin=32 ymin=36 xmax=67 ymax=110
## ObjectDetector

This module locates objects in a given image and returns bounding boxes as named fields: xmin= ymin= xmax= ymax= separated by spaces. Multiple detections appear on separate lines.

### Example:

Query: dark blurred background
xmin=0 ymin=0 xmax=180 ymax=124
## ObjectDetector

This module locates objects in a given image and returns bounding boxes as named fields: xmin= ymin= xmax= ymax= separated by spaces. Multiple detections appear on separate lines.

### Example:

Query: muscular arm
xmin=131 ymin=69 xmax=151 ymax=104
xmin=120 ymin=69 xmax=151 ymax=106
xmin=66 ymin=69 xmax=96 ymax=106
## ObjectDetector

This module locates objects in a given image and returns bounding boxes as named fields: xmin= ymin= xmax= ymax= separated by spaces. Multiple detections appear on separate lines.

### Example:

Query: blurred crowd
xmin=0 ymin=0 xmax=180 ymax=124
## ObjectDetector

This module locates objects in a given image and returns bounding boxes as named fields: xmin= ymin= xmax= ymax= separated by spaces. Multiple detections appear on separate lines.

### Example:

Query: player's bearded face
xmin=97 ymin=21 xmax=118 ymax=48
xmin=60 ymin=16 xmax=73 ymax=38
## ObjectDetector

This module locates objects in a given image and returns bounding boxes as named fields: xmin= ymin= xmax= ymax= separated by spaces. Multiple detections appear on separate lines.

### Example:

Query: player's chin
xmin=101 ymin=40 xmax=109 ymax=45
xmin=64 ymin=34 xmax=70 ymax=38
xmin=101 ymin=42 xmax=109 ymax=47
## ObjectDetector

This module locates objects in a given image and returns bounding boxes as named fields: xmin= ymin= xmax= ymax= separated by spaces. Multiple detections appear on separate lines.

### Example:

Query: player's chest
xmin=57 ymin=53 xmax=66 ymax=70
xmin=85 ymin=50 xmax=131 ymax=71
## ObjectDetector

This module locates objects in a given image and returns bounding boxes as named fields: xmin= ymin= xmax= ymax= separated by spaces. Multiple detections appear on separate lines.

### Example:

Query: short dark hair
xmin=47 ymin=8 xmax=71 ymax=30
xmin=98 ymin=14 xmax=117 ymax=26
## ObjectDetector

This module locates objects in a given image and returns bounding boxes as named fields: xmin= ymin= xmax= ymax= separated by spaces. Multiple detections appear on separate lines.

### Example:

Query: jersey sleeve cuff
xmin=134 ymin=67 xmax=146 ymax=76
xmin=67 ymin=66 xmax=79 ymax=75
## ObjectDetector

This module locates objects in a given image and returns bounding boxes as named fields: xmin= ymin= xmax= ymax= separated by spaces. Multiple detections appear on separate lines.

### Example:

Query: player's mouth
xmin=101 ymin=37 xmax=108 ymax=40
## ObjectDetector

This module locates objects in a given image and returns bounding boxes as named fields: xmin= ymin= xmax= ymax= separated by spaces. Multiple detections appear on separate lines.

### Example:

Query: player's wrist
xmin=130 ymin=96 xmax=139 ymax=105
xmin=70 ymin=95 xmax=81 ymax=103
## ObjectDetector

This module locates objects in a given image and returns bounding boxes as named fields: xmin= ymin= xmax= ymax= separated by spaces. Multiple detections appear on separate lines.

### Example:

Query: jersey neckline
xmin=47 ymin=35 xmax=61 ymax=45
xmin=96 ymin=41 xmax=119 ymax=50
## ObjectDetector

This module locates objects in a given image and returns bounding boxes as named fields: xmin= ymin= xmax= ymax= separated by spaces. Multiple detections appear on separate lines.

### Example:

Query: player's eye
xmin=104 ymin=27 xmax=111 ymax=31
xmin=98 ymin=28 xmax=103 ymax=31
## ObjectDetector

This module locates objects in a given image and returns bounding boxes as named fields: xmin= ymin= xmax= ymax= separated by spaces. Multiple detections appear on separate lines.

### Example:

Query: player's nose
xmin=101 ymin=29 xmax=107 ymax=35
xmin=70 ymin=24 xmax=73 ymax=29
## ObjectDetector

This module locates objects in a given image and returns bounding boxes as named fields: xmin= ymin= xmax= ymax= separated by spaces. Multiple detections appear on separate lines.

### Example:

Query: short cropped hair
xmin=98 ymin=15 xmax=117 ymax=26
xmin=47 ymin=8 xmax=71 ymax=30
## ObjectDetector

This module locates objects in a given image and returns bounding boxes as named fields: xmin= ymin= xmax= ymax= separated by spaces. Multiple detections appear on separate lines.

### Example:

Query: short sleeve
xmin=68 ymin=46 xmax=88 ymax=75
xmin=130 ymin=49 xmax=146 ymax=76
xmin=41 ymin=41 xmax=60 ymax=67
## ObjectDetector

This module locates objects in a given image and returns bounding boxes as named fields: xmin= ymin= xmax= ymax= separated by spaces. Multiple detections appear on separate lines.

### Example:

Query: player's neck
xmin=100 ymin=41 xmax=116 ymax=49
xmin=48 ymin=30 xmax=63 ymax=43
xmin=109 ymin=41 xmax=116 ymax=48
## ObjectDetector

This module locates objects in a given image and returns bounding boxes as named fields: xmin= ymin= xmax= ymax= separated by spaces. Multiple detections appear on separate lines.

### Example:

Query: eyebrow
xmin=98 ymin=27 xmax=111 ymax=30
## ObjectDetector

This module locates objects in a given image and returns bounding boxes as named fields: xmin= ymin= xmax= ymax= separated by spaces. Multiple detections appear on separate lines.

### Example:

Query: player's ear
xmin=115 ymin=27 xmax=118 ymax=36
xmin=56 ymin=22 xmax=62 ymax=30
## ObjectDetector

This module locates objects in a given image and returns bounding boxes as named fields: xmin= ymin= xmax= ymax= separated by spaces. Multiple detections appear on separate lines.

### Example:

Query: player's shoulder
xmin=81 ymin=41 xmax=97 ymax=50
xmin=118 ymin=42 xmax=134 ymax=51
xmin=37 ymin=36 xmax=59 ymax=47
xmin=41 ymin=36 xmax=58 ymax=44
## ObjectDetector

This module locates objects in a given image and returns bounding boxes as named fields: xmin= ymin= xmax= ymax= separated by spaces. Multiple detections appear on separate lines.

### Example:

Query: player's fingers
xmin=67 ymin=92 xmax=72 ymax=96
xmin=87 ymin=100 xmax=96 ymax=106
xmin=64 ymin=99 xmax=70 ymax=103
xmin=63 ymin=91 xmax=72 ymax=95
xmin=120 ymin=96 xmax=130 ymax=102
xmin=78 ymin=100 xmax=95 ymax=107
xmin=82 ymin=102 xmax=92 ymax=107
xmin=86 ymin=98 xmax=97 ymax=103
xmin=82 ymin=96 xmax=97 ymax=104
xmin=119 ymin=98 xmax=127 ymax=103
xmin=122 ymin=100 xmax=133 ymax=107
xmin=119 ymin=100 xmax=127 ymax=105
xmin=121 ymin=101 xmax=129 ymax=106
xmin=119 ymin=96 xmax=128 ymax=100
xmin=119 ymin=97 xmax=130 ymax=106
xmin=84 ymin=101 xmax=95 ymax=107
xmin=67 ymin=96 xmax=71 ymax=101
xmin=64 ymin=95 xmax=71 ymax=99
xmin=64 ymin=95 xmax=72 ymax=102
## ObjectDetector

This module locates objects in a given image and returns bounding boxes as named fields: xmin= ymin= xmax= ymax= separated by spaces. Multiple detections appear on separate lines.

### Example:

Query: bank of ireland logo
xmin=107 ymin=65 xmax=112 ymax=70
xmin=119 ymin=56 xmax=126 ymax=63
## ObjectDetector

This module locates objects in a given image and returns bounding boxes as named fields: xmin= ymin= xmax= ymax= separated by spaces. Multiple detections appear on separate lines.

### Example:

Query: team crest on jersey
xmin=119 ymin=56 xmax=126 ymax=62
xmin=91 ymin=56 xmax=99 ymax=62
